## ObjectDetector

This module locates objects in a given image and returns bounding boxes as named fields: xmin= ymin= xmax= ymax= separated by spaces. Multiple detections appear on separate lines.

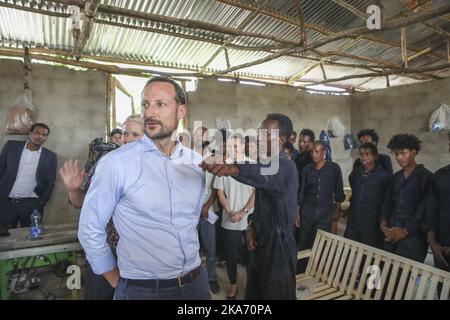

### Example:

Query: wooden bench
xmin=296 ymin=230 xmax=450 ymax=300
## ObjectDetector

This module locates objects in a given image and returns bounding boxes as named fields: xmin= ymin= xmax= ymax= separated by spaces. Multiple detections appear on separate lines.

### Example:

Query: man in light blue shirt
xmin=78 ymin=76 xmax=209 ymax=300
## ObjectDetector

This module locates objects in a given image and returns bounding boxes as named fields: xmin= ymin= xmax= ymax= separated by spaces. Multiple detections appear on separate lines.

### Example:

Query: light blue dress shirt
xmin=78 ymin=135 xmax=205 ymax=279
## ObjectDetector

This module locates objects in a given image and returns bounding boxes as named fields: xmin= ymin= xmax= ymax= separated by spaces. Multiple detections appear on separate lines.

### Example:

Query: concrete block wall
xmin=188 ymin=79 xmax=354 ymax=182
xmin=0 ymin=60 xmax=107 ymax=225
xmin=352 ymin=77 xmax=450 ymax=173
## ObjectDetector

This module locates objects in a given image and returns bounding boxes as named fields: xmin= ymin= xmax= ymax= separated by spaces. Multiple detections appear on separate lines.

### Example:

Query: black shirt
xmin=427 ymin=164 xmax=450 ymax=246
xmin=353 ymin=153 xmax=393 ymax=174
xmin=348 ymin=165 xmax=391 ymax=226
xmin=381 ymin=164 xmax=433 ymax=236
xmin=294 ymin=151 xmax=314 ymax=202
xmin=299 ymin=161 xmax=345 ymax=222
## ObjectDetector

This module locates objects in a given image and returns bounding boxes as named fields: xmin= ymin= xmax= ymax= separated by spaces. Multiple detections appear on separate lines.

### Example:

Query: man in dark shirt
xmin=381 ymin=134 xmax=433 ymax=263
xmin=297 ymin=141 xmax=345 ymax=253
xmin=345 ymin=143 xmax=391 ymax=249
xmin=289 ymin=130 xmax=300 ymax=161
xmin=201 ymin=113 xmax=298 ymax=300
xmin=426 ymin=133 xmax=450 ymax=272
xmin=294 ymin=129 xmax=315 ymax=247
xmin=352 ymin=129 xmax=393 ymax=174
xmin=294 ymin=129 xmax=315 ymax=189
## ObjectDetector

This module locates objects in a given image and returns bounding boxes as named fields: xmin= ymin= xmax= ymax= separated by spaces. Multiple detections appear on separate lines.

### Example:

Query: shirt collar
xmin=140 ymin=134 xmax=184 ymax=158
xmin=25 ymin=141 xmax=42 ymax=153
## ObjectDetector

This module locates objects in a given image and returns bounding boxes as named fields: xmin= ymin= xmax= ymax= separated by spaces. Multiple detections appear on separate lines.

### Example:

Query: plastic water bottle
xmin=29 ymin=209 xmax=42 ymax=239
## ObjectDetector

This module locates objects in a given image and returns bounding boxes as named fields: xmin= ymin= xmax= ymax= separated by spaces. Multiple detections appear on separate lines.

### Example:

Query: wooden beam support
xmin=331 ymin=0 xmax=366 ymax=20
xmin=48 ymin=0 xmax=298 ymax=46
xmin=448 ymin=40 xmax=450 ymax=62
xmin=217 ymin=0 xmax=447 ymax=62
xmin=23 ymin=46 xmax=32 ymax=102
xmin=311 ymin=63 xmax=450 ymax=85
xmin=401 ymin=27 xmax=408 ymax=67
xmin=215 ymin=3 xmax=450 ymax=75
xmin=421 ymin=21 xmax=450 ymax=39
xmin=288 ymin=62 xmax=322 ymax=84
xmin=201 ymin=0 xmax=272 ymax=69
xmin=73 ymin=0 xmax=101 ymax=59
xmin=320 ymin=63 xmax=327 ymax=80
xmin=295 ymin=0 xmax=307 ymax=45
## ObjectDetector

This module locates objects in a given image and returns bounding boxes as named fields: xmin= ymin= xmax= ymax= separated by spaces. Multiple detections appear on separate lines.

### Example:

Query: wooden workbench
xmin=0 ymin=223 xmax=81 ymax=300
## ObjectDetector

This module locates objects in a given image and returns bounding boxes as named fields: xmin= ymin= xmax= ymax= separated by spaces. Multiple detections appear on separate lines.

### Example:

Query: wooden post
xmin=401 ymin=27 xmax=408 ymax=68
xmin=23 ymin=46 xmax=32 ymax=102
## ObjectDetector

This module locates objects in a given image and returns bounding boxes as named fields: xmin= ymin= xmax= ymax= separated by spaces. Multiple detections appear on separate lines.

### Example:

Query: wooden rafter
xmin=401 ymin=27 xmax=408 ymax=67
xmin=215 ymin=4 xmax=450 ymax=75
xmin=46 ymin=0 xmax=298 ymax=46
xmin=201 ymin=0 xmax=272 ymax=69
xmin=308 ymin=63 xmax=450 ymax=85
xmin=294 ymin=0 xmax=307 ymax=45
xmin=73 ymin=0 xmax=101 ymax=59
xmin=319 ymin=63 xmax=327 ymax=80
xmin=217 ymin=0 xmax=447 ymax=62
xmin=421 ymin=21 xmax=450 ymax=39
xmin=331 ymin=0 xmax=366 ymax=20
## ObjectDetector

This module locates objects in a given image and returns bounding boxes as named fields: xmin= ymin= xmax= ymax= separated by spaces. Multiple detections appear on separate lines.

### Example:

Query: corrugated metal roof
xmin=0 ymin=0 xmax=449 ymax=91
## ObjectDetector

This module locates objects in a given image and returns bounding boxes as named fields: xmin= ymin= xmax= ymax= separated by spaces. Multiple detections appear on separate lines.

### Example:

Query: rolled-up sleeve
xmin=78 ymin=156 xmax=123 ymax=275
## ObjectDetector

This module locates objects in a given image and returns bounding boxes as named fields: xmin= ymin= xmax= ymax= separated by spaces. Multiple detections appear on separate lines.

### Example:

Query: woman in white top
xmin=214 ymin=134 xmax=255 ymax=299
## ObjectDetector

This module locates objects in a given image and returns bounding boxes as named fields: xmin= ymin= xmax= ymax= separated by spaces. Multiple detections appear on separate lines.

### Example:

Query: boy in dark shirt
xmin=345 ymin=143 xmax=390 ymax=248
xmin=381 ymin=134 xmax=433 ymax=262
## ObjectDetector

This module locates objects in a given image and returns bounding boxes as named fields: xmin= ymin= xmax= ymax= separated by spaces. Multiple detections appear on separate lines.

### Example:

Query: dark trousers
xmin=344 ymin=219 xmax=384 ymax=249
xmin=114 ymin=266 xmax=211 ymax=300
xmin=0 ymin=198 xmax=43 ymax=228
xmin=84 ymin=261 xmax=115 ymax=300
xmin=223 ymin=228 xmax=246 ymax=285
xmin=384 ymin=235 xmax=428 ymax=263
xmin=296 ymin=217 xmax=331 ymax=273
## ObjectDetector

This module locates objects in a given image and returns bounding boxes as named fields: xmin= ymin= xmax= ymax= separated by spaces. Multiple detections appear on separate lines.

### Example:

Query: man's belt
xmin=125 ymin=265 xmax=202 ymax=288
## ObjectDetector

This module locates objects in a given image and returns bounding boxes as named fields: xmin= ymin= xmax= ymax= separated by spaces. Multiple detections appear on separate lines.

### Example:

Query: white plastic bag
xmin=429 ymin=103 xmax=450 ymax=132
xmin=4 ymin=94 xmax=36 ymax=134
xmin=327 ymin=116 xmax=346 ymax=138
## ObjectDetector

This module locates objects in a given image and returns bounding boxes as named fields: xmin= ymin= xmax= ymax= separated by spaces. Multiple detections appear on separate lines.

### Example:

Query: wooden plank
xmin=394 ymin=264 xmax=412 ymax=300
xmin=374 ymin=258 xmax=393 ymax=300
xmin=332 ymin=243 xmax=351 ymax=288
xmin=327 ymin=240 xmax=345 ymax=286
xmin=440 ymin=278 xmax=450 ymax=300
xmin=317 ymin=291 xmax=347 ymax=300
xmin=305 ymin=232 xmax=323 ymax=276
xmin=385 ymin=260 xmax=401 ymax=300
xmin=404 ymin=268 xmax=420 ymax=300
xmin=426 ymin=274 xmax=440 ymax=300
xmin=311 ymin=236 xmax=327 ymax=278
xmin=347 ymin=249 xmax=364 ymax=296
xmin=415 ymin=271 xmax=431 ymax=300
xmin=321 ymin=238 xmax=337 ymax=283
xmin=340 ymin=245 xmax=357 ymax=292
xmin=364 ymin=253 xmax=382 ymax=300
xmin=355 ymin=251 xmax=373 ymax=300
xmin=335 ymin=294 xmax=353 ymax=300
xmin=401 ymin=27 xmax=408 ymax=67
xmin=303 ymin=287 xmax=338 ymax=300
xmin=317 ymin=237 xmax=332 ymax=278
xmin=297 ymin=249 xmax=312 ymax=260
xmin=296 ymin=274 xmax=312 ymax=282
xmin=313 ymin=284 xmax=331 ymax=293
